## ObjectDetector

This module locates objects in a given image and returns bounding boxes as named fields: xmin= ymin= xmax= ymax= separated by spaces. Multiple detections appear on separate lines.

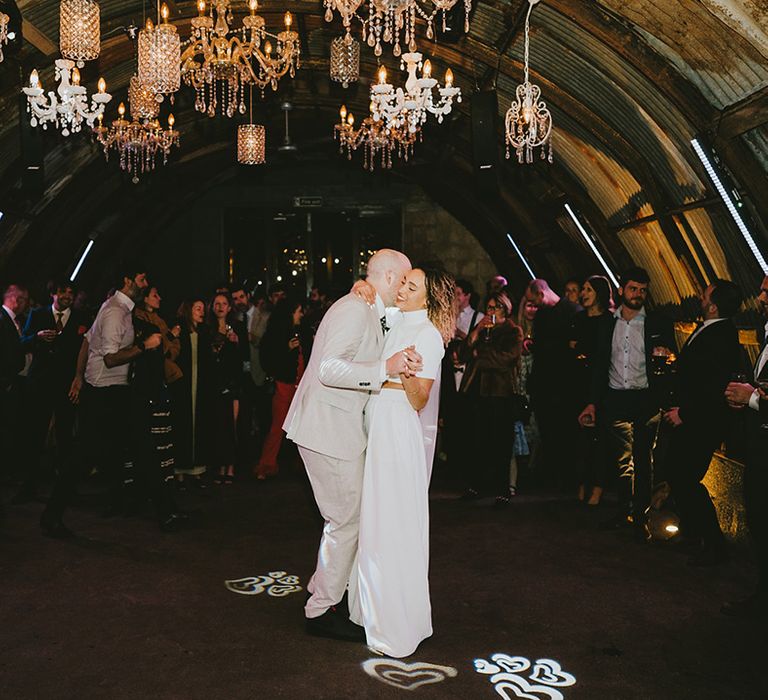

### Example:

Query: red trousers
xmin=256 ymin=380 xmax=296 ymax=476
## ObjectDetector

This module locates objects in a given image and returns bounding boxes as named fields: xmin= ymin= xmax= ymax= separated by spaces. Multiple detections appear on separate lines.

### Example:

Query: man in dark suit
xmin=662 ymin=280 xmax=743 ymax=565
xmin=14 ymin=280 xmax=89 ymax=503
xmin=579 ymin=267 xmax=676 ymax=540
xmin=723 ymin=274 xmax=768 ymax=616
xmin=525 ymin=278 xmax=581 ymax=487
xmin=1 ymin=284 xmax=30 ymax=518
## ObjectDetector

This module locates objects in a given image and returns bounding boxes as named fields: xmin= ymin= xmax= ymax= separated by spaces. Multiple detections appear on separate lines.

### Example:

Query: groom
xmin=284 ymin=248 xmax=419 ymax=640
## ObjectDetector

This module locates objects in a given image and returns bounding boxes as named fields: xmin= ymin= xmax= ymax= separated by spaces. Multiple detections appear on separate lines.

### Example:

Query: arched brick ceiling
xmin=1 ymin=0 xmax=767 ymax=305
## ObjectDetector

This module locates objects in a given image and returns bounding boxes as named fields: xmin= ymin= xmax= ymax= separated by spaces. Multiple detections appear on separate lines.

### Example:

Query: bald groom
xmin=283 ymin=249 xmax=420 ymax=641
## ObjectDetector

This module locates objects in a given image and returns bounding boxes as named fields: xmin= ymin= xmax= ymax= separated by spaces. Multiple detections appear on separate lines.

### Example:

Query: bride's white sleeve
xmin=416 ymin=327 xmax=445 ymax=480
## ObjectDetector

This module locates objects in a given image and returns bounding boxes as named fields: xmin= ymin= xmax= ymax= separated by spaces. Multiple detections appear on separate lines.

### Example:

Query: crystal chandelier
xmin=138 ymin=3 xmax=181 ymax=102
xmin=505 ymin=0 xmax=552 ymax=164
xmin=22 ymin=60 xmax=111 ymax=136
xmin=237 ymin=87 xmax=266 ymax=164
xmin=335 ymin=103 xmax=420 ymax=171
xmin=330 ymin=35 xmax=360 ymax=88
xmin=93 ymin=100 xmax=179 ymax=184
xmin=0 ymin=11 xmax=11 ymax=63
xmin=370 ymin=53 xmax=459 ymax=133
xmin=60 ymin=0 xmax=100 ymax=67
xmin=325 ymin=0 xmax=472 ymax=58
xmin=181 ymin=0 xmax=300 ymax=118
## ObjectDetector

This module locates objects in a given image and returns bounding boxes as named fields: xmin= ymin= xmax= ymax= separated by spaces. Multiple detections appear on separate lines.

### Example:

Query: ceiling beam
xmin=715 ymin=85 xmax=768 ymax=140
xmin=479 ymin=0 xmax=531 ymax=90
xmin=22 ymin=19 xmax=56 ymax=58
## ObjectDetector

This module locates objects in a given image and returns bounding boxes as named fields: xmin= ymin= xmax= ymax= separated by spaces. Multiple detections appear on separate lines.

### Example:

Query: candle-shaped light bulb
xmin=168 ymin=113 xmax=175 ymax=128
xmin=146 ymin=17 xmax=154 ymax=30
xmin=118 ymin=102 xmax=126 ymax=117
xmin=378 ymin=65 xmax=387 ymax=84
xmin=160 ymin=3 xmax=170 ymax=22
xmin=248 ymin=0 xmax=258 ymax=12
xmin=348 ymin=114 xmax=354 ymax=126
xmin=422 ymin=60 xmax=432 ymax=78
xmin=284 ymin=11 xmax=293 ymax=28
xmin=29 ymin=69 xmax=39 ymax=88
xmin=264 ymin=40 xmax=272 ymax=55
xmin=339 ymin=105 xmax=347 ymax=121
xmin=71 ymin=68 xmax=81 ymax=86
xmin=445 ymin=68 xmax=453 ymax=87
xmin=97 ymin=77 xmax=106 ymax=94
xmin=197 ymin=0 xmax=206 ymax=15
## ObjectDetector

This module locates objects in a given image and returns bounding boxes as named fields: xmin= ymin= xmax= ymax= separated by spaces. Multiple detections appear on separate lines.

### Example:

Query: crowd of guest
xmin=0 ymin=267 xmax=331 ymax=536
xmin=1 ymin=261 xmax=767 ymax=617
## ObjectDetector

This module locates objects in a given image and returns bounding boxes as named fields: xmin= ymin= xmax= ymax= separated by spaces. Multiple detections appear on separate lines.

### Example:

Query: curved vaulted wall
xmin=0 ymin=0 xmax=767 ymax=308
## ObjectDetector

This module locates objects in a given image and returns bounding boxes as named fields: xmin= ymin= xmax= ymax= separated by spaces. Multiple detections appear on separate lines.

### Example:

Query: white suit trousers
xmin=299 ymin=445 xmax=365 ymax=619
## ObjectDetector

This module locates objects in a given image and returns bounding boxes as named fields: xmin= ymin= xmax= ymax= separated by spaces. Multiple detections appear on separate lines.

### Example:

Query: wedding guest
xmin=563 ymin=278 xmax=583 ymax=307
xmin=173 ymin=299 xmax=211 ymax=488
xmin=461 ymin=292 xmax=523 ymax=504
xmin=570 ymin=275 xmax=615 ymax=506
xmin=232 ymin=282 xmax=258 ymax=467
xmin=578 ymin=267 xmax=676 ymax=541
xmin=132 ymin=286 xmax=185 ymax=530
xmin=41 ymin=266 xmax=159 ymax=537
xmin=525 ymin=278 xmax=581 ymax=488
xmin=207 ymin=292 xmax=241 ymax=485
xmin=248 ymin=289 xmax=273 ymax=448
xmin=255 ymin=297 xmax=307 ymax=479
xmin=14 ymin=281 xmax=88 ymax=503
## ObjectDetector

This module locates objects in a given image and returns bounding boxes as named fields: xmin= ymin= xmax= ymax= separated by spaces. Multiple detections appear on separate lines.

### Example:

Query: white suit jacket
xmin=283 ymin=293 xmax=385 ymax=460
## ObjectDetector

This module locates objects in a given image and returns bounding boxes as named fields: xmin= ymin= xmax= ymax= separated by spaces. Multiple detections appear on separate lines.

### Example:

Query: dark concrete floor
xmin=1 ymin=461 xmax=765 ymax=700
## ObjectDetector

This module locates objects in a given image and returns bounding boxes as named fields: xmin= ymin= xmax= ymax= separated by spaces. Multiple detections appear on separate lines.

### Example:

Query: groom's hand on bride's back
xmin=386 ymin=345 xmax=423 ymax=378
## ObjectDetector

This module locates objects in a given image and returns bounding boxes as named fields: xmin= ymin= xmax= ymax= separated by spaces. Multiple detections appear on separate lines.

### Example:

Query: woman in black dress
xmin=570 ymin=275 xmax=615 ymax=506
xmin=173 ymin=299 xmax=211 ymax=488
xmin=206 ymin=292 xmax=241 ymax=485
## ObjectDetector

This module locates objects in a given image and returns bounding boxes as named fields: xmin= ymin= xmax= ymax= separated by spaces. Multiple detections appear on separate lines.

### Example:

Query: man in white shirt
xmin=723 ymin=275 xmax=768 ymax=616
xmin=454 ymin=279 xmax=483 ymax=341
xmin=579 ymin=266 xmax=675 ymax=540
xmin=42 ymin=267 xmax=160 ymax=538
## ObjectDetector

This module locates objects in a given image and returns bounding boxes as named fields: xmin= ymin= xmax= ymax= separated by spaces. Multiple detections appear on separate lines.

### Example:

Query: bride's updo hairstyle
xmin=421 ymin=267 xmax=457 ymax=346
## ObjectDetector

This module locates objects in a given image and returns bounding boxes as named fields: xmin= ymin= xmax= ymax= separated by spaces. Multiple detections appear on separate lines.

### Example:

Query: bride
xmin=350 ymin=266 xmax=456 ymax=658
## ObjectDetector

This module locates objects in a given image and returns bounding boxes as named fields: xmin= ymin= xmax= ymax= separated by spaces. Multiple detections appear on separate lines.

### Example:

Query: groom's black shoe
xmin=305 ymin=605 xmax=366 ymax=643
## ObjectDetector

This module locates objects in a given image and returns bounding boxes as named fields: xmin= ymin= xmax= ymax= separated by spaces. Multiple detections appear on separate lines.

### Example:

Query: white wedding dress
xmin=349 ymin=309 xmax=445 ymax=658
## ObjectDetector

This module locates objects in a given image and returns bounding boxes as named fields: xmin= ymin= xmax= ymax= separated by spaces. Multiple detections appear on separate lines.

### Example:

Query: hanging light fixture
xmin=59 ymin=0 xmax=101 ymax=67
xmin=370 ymin=54 xmax=460 ymax=133
xmin=330 ymin=35 xmax=360 ymax=88
xmin=93 ymin=100 xmax=179 ymax=184
xmin=0 ymin=11 xmax=10 ymax=63
xmin=22 ymin=60 xmax=111 ymax=136
xmin=325 ymin=0 xmax=471 ymax=58
xmin=505 ymin=0 xmax=552 ymax=164
xmin=237 ymin=87 xmax=266 ymax=164
xmin=181 ymin=0 xmax=300 ymax=118
xmin=335 ymin=103 xmax=420 ymax=171
xmin=128 ymin=75 xmax=160 ymax=120
xmin=138 ymin=3 xmax=181 ymax=102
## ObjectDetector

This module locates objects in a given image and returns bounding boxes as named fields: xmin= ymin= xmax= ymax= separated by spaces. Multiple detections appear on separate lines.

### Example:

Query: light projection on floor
xmin=362 ymin=659 xmax=458 ymax=691
xmin=224 ymin=571 xmax=303 ymax=597
xmin=474 ymin=653 xmax=576 ymax=699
